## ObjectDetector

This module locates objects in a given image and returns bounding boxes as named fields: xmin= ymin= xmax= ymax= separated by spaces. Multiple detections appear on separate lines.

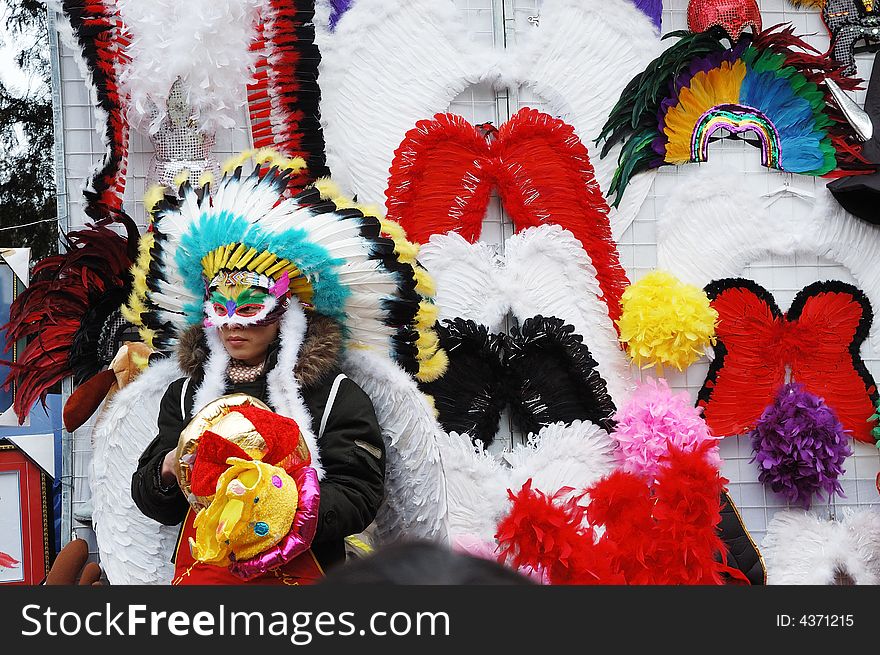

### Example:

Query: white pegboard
xmin=55 ymin=0 xmax=880 ymax=559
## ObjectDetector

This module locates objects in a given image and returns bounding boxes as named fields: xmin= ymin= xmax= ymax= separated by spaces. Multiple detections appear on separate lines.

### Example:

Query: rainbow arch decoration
xmin=597 ymin=27 xmax=867 ymax=206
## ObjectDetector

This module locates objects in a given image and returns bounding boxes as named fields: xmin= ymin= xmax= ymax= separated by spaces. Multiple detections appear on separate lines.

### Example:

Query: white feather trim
xmin=418 ymin=225 xmax=634 ymax=406
xmin=342 ymin=348 xmax=450 ymax=543
xmin=265 ymin=303 xmax=323 ymax=479
xmin=657 ymin=169 xmax=880 ymax=349
xmin=116 ymin=0 xmax=264 ymax=134
xmin=761 ymin=508 xmax=880 ymax=584
xmin=89 ymin=358 xmax=184 ymax=585
xmin=503 ymin=420 xmax=617 ymax=501
xmin=317 ymin=0 xmax=660 ymax=236
xmin=191 ymin=326 xmax=230 ymax=414
xmin=417 ymin=234 xmax=508 ymax=330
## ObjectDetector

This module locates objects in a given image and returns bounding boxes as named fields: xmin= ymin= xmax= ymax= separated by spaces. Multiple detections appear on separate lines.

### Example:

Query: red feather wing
xmin=788 ymin=282 xmax=879 ymax=443
xmin=385 ymin=113 xmax=494 ymax=244
xmin=494 ymin=108 xmax=628 ymax=324
xmin=698 ymin=279 xmax=786 ymax=437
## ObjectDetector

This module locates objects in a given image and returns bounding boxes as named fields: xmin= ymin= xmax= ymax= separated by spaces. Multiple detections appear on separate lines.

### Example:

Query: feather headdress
xmin=124 ymin=152 xmax=442 ymax=382
xmin=247 ymin=0 xmax=329 ymax=194
xmin=597 ymin=26 xmax=868 ymax=205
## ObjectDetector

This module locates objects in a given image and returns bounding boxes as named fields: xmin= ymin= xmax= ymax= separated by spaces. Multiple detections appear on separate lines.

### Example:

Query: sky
xmin=0 ymin=0 xmax=44 ymax=97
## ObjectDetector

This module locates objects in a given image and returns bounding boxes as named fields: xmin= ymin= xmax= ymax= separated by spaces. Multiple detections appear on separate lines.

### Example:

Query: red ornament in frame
xmin=0 ymin=442 xmax=50 ymax=585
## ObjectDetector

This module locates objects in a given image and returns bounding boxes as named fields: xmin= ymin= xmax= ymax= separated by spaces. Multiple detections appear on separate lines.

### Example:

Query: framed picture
xmin=0 ymin=443 xmax=50 ymax=584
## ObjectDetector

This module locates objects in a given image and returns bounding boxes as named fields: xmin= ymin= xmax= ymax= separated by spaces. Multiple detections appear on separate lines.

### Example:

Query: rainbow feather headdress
xmin=123 ymin=151 xmax=445 ymax=382
xmin=597 ymin=26 xmax=868 ymax=205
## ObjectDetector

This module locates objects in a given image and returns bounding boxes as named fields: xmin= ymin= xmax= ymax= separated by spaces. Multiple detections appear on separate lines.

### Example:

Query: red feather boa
xmin=496 ymin=445 xmax=746 ymax=584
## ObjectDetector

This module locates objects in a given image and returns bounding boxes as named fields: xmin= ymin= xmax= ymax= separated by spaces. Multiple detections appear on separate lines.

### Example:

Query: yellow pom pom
xmin=415 ymin=347 xmax=449 ymax=383
xmin=616 ymin=270 xmax=717 ymax=371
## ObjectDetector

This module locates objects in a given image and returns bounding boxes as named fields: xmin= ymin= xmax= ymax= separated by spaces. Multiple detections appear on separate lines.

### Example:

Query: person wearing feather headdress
xmin=129 ymin=159 xmax=398 ymax=585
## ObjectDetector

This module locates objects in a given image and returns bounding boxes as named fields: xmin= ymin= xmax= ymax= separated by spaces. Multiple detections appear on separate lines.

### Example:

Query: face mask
xmin=203 ymin=270 xmax=290 ymax=328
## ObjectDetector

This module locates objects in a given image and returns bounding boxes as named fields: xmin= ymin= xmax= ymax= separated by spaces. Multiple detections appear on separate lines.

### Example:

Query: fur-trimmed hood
xmin=176 ymin=312 xmax=343 ymax=389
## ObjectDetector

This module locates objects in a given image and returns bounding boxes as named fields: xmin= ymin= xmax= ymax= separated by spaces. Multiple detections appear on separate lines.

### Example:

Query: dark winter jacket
xmin=131 ymin=314 xmax=385 ymax=572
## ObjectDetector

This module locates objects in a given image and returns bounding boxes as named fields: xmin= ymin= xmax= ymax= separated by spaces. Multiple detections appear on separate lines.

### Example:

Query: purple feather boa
xmin=328 ymin=0 xmax=353 ymax=30
xmin=633 ymin=0 xmax=662 ymax=30
xmin=749 ymin=383 xmax=852 ymax=509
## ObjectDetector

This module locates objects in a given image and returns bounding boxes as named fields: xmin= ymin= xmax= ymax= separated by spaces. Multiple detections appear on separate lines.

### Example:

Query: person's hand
xmin=161 ymin=449 xmax=179 ymax=487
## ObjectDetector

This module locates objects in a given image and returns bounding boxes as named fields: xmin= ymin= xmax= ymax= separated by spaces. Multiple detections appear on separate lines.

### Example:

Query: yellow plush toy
xmin=191 ymin=459 xmax=297 ymax=565
xmin=179 ymin=394 xmax=315 ymax=569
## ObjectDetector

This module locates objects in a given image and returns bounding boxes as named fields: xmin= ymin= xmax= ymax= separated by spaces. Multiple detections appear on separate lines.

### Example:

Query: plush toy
xmin=44 ymin=539 xmax=104 ymax=586
xmin=62 ymin=341 xmax=155 ymax=432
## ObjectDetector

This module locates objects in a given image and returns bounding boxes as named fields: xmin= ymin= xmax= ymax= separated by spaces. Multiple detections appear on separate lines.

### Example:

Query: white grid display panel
xmin=57 ymin=36 xmax=253 ymax=553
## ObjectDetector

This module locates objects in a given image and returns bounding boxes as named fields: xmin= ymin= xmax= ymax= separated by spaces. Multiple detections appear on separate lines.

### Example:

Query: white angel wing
xmin=315 ymin=0 xmax=491 ymax=208
xmin=434 ymin=431 xmax=511 ymax=543
xmin=89 ymin=358 xmax=183 ymax=585
xmin=516 ymin=0 xmax=662 ymax=238
xmin=502 ymin=420 xmax=617 ymax=500
xmin=417 ymin=232 xmax=507 ymax=330
xmin=342 ymin=349 xmax=449 ymax=544
xmin=437 ymin=420 xmax=619 ymax=544
xmin=504 ymin=224 xmax=634 ymax=406
xmin=761 ymin=508 xmax=880 ymax=585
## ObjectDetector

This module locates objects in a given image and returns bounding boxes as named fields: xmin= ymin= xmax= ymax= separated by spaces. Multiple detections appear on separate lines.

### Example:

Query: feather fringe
xmin=697 ymin=277 xmax=879 ymax=442
xmin=116 ymin=0 xmax=264 ymax=134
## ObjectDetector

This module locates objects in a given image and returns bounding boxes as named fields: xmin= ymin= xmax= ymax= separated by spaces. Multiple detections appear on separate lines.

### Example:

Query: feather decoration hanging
xmin=1 ymin=217 xmax=139 ymax=422
xmin=496 ymin=445 xmax=737 ymax=585
xmin=761 ymin=507 xmax=880 ymax=584
xmin=47 ymin=0 xmax=130 ymax=219
xmin=420 ymin=317 xmax=616 ymax=446
xmin=611 ymin=377 xmax=721 ymax=482
xmin=248 ymin=0 xmax=329 ymax=194
xmin=116 ymin=0 xmax=265 ymax=135
xmin=597 ymin=25 xmax=869 ymax=206
xmin=698 ymin=278 xmax=879 ymax=443
xmin=750 ymin=383 xmax=852 ymax=508
xmin=417 ymin=226 xmax=634 ymax=405
xmin=436 ymin=421 xmax=617 ymax=546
